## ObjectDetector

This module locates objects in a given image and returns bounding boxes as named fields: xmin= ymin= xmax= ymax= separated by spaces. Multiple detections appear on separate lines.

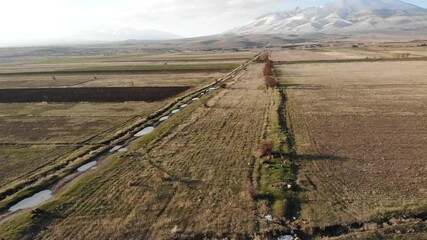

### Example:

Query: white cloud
xmin=0 ymin=0 xmax=283 ymax=46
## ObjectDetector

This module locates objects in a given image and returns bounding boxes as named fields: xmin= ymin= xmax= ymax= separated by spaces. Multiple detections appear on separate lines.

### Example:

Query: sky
xmin=0 ymin=0 xmax=426 ymax=46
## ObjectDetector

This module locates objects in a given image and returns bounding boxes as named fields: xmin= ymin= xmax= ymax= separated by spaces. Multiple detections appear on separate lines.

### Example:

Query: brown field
xmin=276 ymin=60 xmax=427 ymax=233
xmin=0 ymin=100 xmax=165 ymax=200
xmin=271 ymin=47 xmax=427 ymax=62
xmin=271 ymin=50 xmax=337 ymax=62
xmin=0 ymin=101 xmax=165 ymax=144
xmin=0 ymin=50 xmax=253 ymax=217
xmin=0 ymin=51 xmax=254 ymax=73
xmin=0 ymin=86 xmax=189 ymax=103
xmin=0 ymin=63 xmax=284 ymax=239
xmin=1 ymin=45 xmax=426 ymax=239
xmin=0 ymin=145 xmax=75 ymax=188
xmin=0 ymin=72 xmax=221 ymax=89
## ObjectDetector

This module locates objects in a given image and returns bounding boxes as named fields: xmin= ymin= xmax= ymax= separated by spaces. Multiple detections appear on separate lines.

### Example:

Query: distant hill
xmin=230 ymin=0 xmax=427 ymax=35
xmin=73 ymin=28 xmax=183 ymax=42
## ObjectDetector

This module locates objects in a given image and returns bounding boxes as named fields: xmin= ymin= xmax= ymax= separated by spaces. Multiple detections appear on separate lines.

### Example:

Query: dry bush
xmin=263 ymin=60 xmax=274 ymax=77
xmin=156 ymin=170 xmax=167 ymax=181
xmin=263 ymin=59 xmax=277 ymax=88
xmin=265 ymin=76 xmax=278 ymax=88
xmin=259 ymin=139 xmax=274 ymax=157
xmin=258 ymin=52 xmax=270 ymax=62
xmin=219 ymin=82 xmax=227 ymax=89
xmin=264 ymin=65 xmax=273 ymax=77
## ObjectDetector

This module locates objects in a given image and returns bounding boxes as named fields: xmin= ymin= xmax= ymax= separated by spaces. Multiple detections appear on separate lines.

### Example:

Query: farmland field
xmin=0 ymin=50 xmax=254 ymax=221
xmin=0 ymin=61 xmax=287 ymax=239
xmin=271 ymin=47 xmax=427 ymax=62
xmin=1 ymin=45 xmax=427 ymax=239
xmin=276 ymin=58 xmax=427 ymax=237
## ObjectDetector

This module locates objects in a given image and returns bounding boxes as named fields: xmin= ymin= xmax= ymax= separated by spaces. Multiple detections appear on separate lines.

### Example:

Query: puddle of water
xmin=171 ymin=109 xmax=180 ymax=114
xmin=118 ymin=147 xmax=128 ymax=152
xmin=134 ymin=126 xmax=155 ymax=137
xmin=192 ymin=97 xmax=200 ymax=101
xmin=9 ymin=190 xmax=52 ymax=212
xmin=77 ymin=161 xmax=97 ymax=172
xmin=278 ymin=236 xmax=294 ymax=240
xmin=109 ymin=145 xmax=122 ymax=153
xmin=159 ymin=116 xmax=169 ymax=122
xmin=180 ymin=104 xmax=188 ymax=108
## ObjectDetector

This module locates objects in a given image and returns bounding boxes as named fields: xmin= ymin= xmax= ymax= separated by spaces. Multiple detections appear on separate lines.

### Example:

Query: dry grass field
xmin=0 ymin=63 xmax=284 ymax=239
xmin=1 ymin=46 xmax=426 ymax=239
xmin=0 ymin=72 xmax=222 ymax=89
xmin=0 ymin=51 xmax=253 ymax=73
xmin=271 ymin=47 xmax=427 ymax=62
xmin=0 ymin=51 xmax=253 ymax=89
xmin=276 ymin=58 xmax=427 ymax=237
xmin=0 ymin=50 xmax=253 ymax=222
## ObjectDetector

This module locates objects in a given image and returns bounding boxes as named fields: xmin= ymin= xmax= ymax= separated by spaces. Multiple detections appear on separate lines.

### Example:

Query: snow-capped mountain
xmin=230 ymin=0 xmax=427 ymax=35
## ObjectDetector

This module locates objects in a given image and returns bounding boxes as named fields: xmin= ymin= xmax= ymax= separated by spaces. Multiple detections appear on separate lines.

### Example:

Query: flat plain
xmin=0 ymin=50 xmax=253 ymax=219
xmin=0 ymin=60 xmax=287 ymax=239
xmin=1 ymin=44 xmax=427 ymax=239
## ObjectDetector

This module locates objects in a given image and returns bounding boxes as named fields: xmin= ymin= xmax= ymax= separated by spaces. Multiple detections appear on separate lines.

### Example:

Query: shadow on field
xmin=148 ymin=159 xmax=201 ymax=189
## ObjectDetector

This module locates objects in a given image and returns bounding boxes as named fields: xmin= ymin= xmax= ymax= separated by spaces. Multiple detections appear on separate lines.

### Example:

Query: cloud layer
xmin=0 ymin=0 xmax=282 ymax=46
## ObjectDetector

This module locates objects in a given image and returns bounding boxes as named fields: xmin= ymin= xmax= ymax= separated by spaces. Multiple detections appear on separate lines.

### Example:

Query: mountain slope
xmin=231 ymin=0 xmax=427 ymax=35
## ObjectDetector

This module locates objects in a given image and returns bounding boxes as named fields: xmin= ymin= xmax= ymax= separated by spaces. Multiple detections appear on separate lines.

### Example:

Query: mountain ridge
xmin=230 ymin=0 xmax=427 ymax=35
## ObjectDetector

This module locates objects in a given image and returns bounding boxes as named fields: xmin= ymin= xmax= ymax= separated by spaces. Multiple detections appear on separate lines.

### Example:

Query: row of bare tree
xmin=262 ymin=53 xmax=278 ymax=88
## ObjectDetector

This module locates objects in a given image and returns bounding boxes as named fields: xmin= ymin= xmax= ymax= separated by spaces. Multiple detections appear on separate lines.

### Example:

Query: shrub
xmin=264 ymin=66 xmax=273 ymax=77
xmin=219 ymin=82 xmax=227 ymax=89
xmin=263 ymin=60 xmax=274 ymax=76
xmin=258 ymin=52 xmax=270 ymax=62
xmin=265 ymin=76 xmax=278 ymax=88
xmin=259 ymin=139 xmax=274 ymax=157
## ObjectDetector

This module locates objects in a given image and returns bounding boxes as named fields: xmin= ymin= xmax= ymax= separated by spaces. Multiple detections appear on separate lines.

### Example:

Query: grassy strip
xmin=258 ymin=88 xmax=294 ymax=218
xmin=274 ymin=56 xmax=427 ymax=65
xmin=257 ymin=61 xmax=300 ymax=221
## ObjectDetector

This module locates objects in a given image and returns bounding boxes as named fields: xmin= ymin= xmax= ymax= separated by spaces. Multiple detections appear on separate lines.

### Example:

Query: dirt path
xmin=15 ymin=63 xmax=276 ymax=239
